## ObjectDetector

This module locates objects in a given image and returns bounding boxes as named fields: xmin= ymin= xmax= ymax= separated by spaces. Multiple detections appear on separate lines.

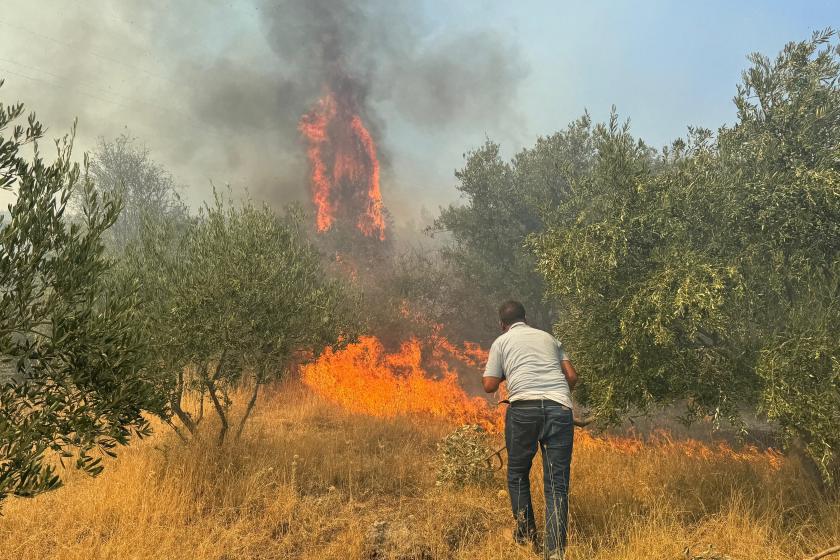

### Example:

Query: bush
xmin=435 ymin=424 xmax=496 ymax=487
xmin=122 ymin=193 xmax=358 ymax=444
xmin=0 ymin=84 xmax=162 ymax=504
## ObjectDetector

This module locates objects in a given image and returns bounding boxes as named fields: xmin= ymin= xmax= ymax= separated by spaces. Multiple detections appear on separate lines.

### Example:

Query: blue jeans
xmin=505 ymin=399 xmax=574 ymax=556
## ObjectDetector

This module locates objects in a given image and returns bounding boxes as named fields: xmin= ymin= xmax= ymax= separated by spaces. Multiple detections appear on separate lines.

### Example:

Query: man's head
xmin=498 ymin=300 xmax=527 ymax=331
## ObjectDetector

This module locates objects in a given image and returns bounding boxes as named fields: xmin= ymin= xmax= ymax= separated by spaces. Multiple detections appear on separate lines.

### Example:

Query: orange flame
xmin=573 ymin=429 xmax=783 ymax=470
xmin=298 ymin=93 xmax=336 ymax=233
xmin=298 ymin=90 xmax=386 ymax=240
xmin=302 ymin=335 xmax=502 ymax=431
xmin=302 ymin=334 xmax=783 ymax=470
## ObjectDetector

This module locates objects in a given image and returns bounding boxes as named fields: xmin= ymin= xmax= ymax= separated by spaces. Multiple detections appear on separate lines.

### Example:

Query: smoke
xmin=0 ymin=0 xmax=528 ymax=221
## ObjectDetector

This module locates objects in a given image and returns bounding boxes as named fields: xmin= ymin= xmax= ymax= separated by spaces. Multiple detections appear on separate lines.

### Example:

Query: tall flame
xmin=299 ymin=90 xmax=386 ymax=240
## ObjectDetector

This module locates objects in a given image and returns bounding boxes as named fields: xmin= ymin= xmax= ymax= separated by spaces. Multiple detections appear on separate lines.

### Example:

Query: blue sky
xmin=1 ymin=1 xmax=838 ymax=222
xmin=382 ymin=0 xmax=840 ymax=220
xmin=420 ymin=0 xmax=839 ymax=148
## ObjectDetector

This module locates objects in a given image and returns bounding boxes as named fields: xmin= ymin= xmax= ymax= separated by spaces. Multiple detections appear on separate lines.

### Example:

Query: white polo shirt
xmin=483 ymin=322 xmax=573 ymax=409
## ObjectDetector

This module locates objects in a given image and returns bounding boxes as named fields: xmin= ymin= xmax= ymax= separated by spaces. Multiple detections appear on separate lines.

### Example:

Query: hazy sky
xmin=1 ymin=1 xmax=838 ymax=227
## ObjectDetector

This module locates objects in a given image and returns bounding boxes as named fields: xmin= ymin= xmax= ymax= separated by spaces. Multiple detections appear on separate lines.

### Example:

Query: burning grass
xmin=301 ymin=335 xmax=500 ymax=431
xmin=0 ymin=381 xmax=836 ymax=560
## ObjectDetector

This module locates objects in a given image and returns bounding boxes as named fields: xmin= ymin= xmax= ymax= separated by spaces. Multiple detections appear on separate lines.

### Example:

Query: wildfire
xmin=302 ymin=334 xmax=783 ymax=470
xmin=301 ymin=335 xmax=502 ymax=431
xmin=298 ymin=89 xmax=386 ymax=240
xmin=573 ymin=429 xmax=783 ymax=469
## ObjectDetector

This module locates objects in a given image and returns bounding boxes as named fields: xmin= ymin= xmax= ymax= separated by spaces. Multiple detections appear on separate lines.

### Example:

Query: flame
xmin=298 ymin=93 xmax=336 ymax=233
xmin=574 ymin=429 xmax=783 ymax=470
xmin=298 ymin=89 xmax=386 ymax=240
xmin=302 ymin=335 xmax=502 ymax=431
xmin=302 ymin=334 xmax=783 ymax=470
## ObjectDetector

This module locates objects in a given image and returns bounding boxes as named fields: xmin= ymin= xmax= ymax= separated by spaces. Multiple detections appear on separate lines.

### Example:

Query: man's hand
xmin=483 ymin=375 xmax=503 ymax=393
xmin=561 ymin=360 xmax=578 ymax=390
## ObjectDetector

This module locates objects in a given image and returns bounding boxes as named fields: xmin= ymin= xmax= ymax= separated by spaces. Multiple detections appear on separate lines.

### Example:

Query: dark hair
xmin=498 ymin=300 xmax=526 ymax=327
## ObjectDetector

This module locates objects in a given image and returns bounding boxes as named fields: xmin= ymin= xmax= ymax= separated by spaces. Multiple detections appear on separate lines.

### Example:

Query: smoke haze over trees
xmin=6 ymin=1 xmax=832 ymax=231
xmin=0 ymin=0 xmax=528 ymax=224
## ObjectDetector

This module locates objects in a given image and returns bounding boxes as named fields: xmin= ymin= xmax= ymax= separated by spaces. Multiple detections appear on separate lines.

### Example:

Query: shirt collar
xmin=508 ymin=321 xmax=527 ymax=330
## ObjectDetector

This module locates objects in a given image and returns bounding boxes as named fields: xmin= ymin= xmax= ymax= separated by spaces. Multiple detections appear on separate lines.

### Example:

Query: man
xmin=483 ymin=300 xmax=577 ymax=560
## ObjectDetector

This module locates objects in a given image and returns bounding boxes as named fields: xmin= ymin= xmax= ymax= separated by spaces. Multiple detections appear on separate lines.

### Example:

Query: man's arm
xmin=482 ymin=341 xmax=504 ymax=393
xmin=561 ymin=360 xmax=578 ymax=390
xmin=483 ymin=375 xmax=503 ymax=393
xmin=554 ymin=338 xmax=577 ymax=390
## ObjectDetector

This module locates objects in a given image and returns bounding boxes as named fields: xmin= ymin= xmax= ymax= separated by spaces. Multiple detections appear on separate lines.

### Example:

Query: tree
xmin=431 ymin=116 xmax=597 ymax=343
xmin=123 ymin=193 xmax=356 ymax=444
xmin=0 ymin=83 xmax=163 ymax=504
xmin=78 ymin=134 xmax=188 ymax=251
xmin=724 ymin=30 xmax=840 ymax=484
xmin=531 ymin=31 xmax=840 ymax=485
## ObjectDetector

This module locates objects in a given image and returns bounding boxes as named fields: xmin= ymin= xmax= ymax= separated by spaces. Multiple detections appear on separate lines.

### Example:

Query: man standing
xmin=483 ymin=300 xmax=578 ymax=559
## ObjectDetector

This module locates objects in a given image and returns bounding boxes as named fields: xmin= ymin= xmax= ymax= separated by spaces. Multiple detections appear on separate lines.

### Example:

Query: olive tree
xmin=430 ymin=116 xmax=597 ymax=343
xmin=0 ymin=84 xmax=163 ymax=504
xmin=124 ymin=194 xmax=356 ymax=444
xmin=531 ymin=31 xmax=840 ymax=485
xmin=77 ymin=134 xmax=188 ymax=252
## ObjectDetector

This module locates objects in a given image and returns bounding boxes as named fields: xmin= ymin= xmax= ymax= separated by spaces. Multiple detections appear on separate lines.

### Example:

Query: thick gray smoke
xmin=0 ymin=0 xmax=528 ymax=221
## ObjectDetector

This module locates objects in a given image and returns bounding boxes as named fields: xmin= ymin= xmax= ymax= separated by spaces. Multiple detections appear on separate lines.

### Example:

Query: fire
xmin=301 ymin=335 xmax=502 ymax=431
xmin=298 ymin=89 xmax=386 ymax=240
xmin=574 ymin=429 xmax=783 ymax=470
xmin=302 ymin=334 xmax=783 ymax=469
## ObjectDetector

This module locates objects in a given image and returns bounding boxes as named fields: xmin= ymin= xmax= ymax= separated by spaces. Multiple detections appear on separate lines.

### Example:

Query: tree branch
xmin=205 ymin=351 xmax=228 ymax=446
xmin=804 ymin=545 xmax=840 ymax=560
xmin=164 ymin=418 xmax=189 ymax=444
xmin=235 ymin=369 xmax=262 ymax=440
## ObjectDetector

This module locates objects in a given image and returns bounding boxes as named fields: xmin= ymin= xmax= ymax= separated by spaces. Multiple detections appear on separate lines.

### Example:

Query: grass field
xmin=0 ymin=381 xmax=837 ymax=560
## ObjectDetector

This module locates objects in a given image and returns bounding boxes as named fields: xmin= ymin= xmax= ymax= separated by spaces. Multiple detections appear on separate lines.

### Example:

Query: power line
xmin=0 ymin=64 xmax=234 ymax=145
xmin=0 ymin=19 xmax=186 ymax=89
xmin=0 ymin=56 xmax=190 ymax=119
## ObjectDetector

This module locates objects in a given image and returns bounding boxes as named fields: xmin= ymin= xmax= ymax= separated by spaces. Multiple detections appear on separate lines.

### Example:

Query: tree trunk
xmin=235 ymin=374 xmax=261 ymax=440
xmin=171 ymin=368 xmax=197 ymax=435
xmin=789 ymin=437 xmax=830 ymax=495
xmin=196 ymin=383 xmax=205 ymax=424
xmin=205 ymin=351 xmax=229 ymax=446
xmin=165 ymin=418 xmax=189 ymax=444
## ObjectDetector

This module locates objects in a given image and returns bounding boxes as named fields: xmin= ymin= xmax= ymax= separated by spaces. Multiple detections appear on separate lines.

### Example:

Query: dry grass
xmin=0 ymin=381 xmax=837 ymax=560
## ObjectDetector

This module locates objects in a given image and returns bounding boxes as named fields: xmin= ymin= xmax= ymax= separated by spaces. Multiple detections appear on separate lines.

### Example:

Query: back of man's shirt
xmin=483 ymin=322 xmax=572 ymax=409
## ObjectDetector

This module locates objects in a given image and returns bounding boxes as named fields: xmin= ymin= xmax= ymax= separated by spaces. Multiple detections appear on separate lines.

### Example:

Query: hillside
xmin=0 ymin=381 xmax=836 ymax=560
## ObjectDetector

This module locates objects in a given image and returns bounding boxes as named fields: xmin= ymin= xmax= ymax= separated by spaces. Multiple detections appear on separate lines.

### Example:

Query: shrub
xmin=436 ymin=424 xmax=496 ymax=487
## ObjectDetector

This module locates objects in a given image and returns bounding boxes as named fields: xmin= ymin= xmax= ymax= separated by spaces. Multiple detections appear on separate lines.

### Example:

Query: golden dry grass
xmin=0 ymin=381 xmax=837 ymax=560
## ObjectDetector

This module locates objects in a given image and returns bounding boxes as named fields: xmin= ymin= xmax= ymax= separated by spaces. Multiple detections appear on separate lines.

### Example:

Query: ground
xmin=0 ymin=382 xmax=837 ymax=560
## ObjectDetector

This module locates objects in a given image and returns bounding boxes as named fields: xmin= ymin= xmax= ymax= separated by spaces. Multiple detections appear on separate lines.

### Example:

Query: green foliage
xmin=0 ymin=84 xmax=162 ymax=503
xmin=431 ymin=116 xmax=597 ymax=343
xmin=436 ymin=424 xmax=495 ymax=487
xmin=123 ymin=192 xmax=357 ymax=443
xmin=530 ymin=30 xmax=840 ymax=484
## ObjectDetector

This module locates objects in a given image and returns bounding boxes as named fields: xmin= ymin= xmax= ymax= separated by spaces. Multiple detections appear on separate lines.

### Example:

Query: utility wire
xmin=0 ymin=56 xmax=191 ymax=120
xmin=0 ymin=19 xmax=185 ymax=89
xmin=0 ymin=61 xmax=232 ymax=143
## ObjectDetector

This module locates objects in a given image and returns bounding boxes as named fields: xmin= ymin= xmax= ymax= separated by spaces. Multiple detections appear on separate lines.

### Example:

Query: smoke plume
xmin=0 ymin=0 xmax=528 ymax=223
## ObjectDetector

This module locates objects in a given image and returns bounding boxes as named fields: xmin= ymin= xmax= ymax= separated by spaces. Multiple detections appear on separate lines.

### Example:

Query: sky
xmin=0 ymin=0 xmax=838 ymax=228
